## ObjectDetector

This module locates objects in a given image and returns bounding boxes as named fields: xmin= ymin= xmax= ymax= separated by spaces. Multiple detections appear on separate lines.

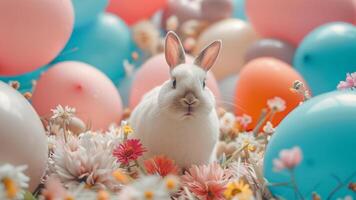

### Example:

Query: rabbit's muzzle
xmin=180 ymin=92 xmax=200 ymax=108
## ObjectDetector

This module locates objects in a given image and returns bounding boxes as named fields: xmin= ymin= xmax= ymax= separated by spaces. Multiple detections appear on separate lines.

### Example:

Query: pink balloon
xmin=246 ymin=0 xmax=356 ymax=45
xmin=129 ymin=54 xmax=221 ymax=109
xmin=32 ymin=61 xmax=123 ymax=130
xmin=0 ymin=0 xmax=74 ymax=75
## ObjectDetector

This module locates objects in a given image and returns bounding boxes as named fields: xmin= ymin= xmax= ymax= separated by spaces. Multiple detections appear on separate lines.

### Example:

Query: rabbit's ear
xmin=165 ymin=31 xmax=186 ymax=70
xmin=194 ymin=40 xmax=222 ymax=71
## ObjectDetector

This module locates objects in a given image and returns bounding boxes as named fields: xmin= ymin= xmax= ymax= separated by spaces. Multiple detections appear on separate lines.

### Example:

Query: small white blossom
xmin=166 ymin=15 xmax=179 ymax=31
xmin=0 ymin=164 xmax=29 ymax=200
xmin=236 ymin=114 xmax=252 ymax=129
xmin=267 ymin=97 xmax=286 ymax=112
xmin=51 ymin=105 xmax=76 ymax=125
xmin=262 ymin=121 xmax=275 ymax=134
xmin=219 ymin=112 xmax=236 ymax=134
xmin=235 ymin=132 xmax=261 ymax=152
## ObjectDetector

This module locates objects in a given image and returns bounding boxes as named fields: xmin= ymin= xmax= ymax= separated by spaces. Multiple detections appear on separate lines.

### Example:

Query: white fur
xmin=129 ymin=31 xmax=221 ymax=168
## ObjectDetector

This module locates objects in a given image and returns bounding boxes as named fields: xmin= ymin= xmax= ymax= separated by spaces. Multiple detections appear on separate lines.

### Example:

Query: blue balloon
xmin=71 ymin=0 xmax=109 ymax=28
xmin=55 ymin=13 xmax=133 ymax=83
xmin=0 ymin=65 xmax=50 ymax=93
xmin=264 ymin=91 xmax=356 ymax=199
xmin=294 ymin=22 xmax=356 ymax=96
xmin=232 ymin=0 xmax=247 ymax=20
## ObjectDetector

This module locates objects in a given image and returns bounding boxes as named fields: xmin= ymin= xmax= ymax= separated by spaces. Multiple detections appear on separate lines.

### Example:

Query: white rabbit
xmin=130 ymin=31 xmax=221 ymax=168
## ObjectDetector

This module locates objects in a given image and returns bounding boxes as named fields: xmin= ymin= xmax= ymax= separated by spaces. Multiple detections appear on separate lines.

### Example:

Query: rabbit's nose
xmin=180 ymin=92 xmax=199 ymax=107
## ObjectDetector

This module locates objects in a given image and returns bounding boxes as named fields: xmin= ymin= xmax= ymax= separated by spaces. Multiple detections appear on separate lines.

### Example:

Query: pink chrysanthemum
xmin=113 ymin=139 xmax=146 ymax=165
xmin=144 ymin=155 xmax=180 ymax=177
xmin=337 ymin=72 xmax=356 ymax=90
xmin=181 ymin=163 xmax=230 ymax=200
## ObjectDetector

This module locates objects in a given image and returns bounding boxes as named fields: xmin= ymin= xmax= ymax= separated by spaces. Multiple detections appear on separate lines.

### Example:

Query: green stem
xmin=252 ymin=109 xmax=269 ymax=136
xmin=290 ymin=170 xmax=305 ymax=200
xmin=135 ymin=160 xmax=146 ymax=174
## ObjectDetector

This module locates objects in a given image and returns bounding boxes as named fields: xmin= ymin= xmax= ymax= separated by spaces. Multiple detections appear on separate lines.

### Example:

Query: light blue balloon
xmin=264 ymin=91 xmax=356 ymax=199
xmin=71 ymin=0 xmax=109 ymax=28
xmin=232 ymin=0 xmax=247 ymax=21
xmin=55 ymin=13 xmax=133 ymax=83
xmin=294 ymin=22 xmax=356 ymax=96
xmin=116 ymin=73 xmax=135 ymax=108
xmin=0 ymin=65 xmax=50 ymax=93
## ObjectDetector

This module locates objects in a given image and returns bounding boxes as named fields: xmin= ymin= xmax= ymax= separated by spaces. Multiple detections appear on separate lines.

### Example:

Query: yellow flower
xmin=164 ymin=175 xmax=180 ymax=192
xmin=2 ymin=177 xmax=17 ymax=198
xmin=224 ymin=180 xmax=253 ymax=200
xmin=112 ymin=169 xmax=130 ymax=184
xmin=144 ymin=190 xmax=154 ymax=200
xmin=122 ymin=125 xmax=133 ymax=135
xmin=97 ymin=190 xmax=110 ymax=200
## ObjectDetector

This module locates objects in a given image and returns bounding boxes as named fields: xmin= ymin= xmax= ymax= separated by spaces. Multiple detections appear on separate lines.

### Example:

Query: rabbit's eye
xmin=172 ymin=78 xmax=177 ymax=89
xmin=202 ymin=80 xmax=206 ymax=89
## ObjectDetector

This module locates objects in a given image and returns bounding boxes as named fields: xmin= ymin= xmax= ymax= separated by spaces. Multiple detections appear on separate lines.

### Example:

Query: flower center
xmin=2 ymin=177 xmax=18 ymax=198
xmin=144 ymin=191 xmax=154 ymax=200
xmin=231 ymin=187 xmax=242 ymax=196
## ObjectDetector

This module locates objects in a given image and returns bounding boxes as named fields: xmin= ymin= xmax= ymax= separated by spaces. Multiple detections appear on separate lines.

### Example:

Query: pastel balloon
xmin=0 ymin=81 xmax=48 ymax=191
xmin=245 ymin=39 xmax=295 ymax=65
xmin=117 ymin=73 xmax=135 ymax=108
xmin=218 ymin=74 xmax=239 ymax=111
xmin=0 ymin=0 xmax=74 ymax=75
xmin=235 ymin=58 xmax=306 ymax=128
xmin=107 ymin=0 xmax=167 ymax=25
xmin=0 ymin=65 xmax=50 ymax=93
xmin=72 ymin=0 xmax=109 ymax=28
xmin=232 ymin=0 xmax=247 ymax=20
xmin=162 ymin=0 xmax=201 ymax=29
xmin=246 ymin=0 xmax=356 ymax=45
xmin=196 ymin=19 xmax=259 ymax=80
xmin=32 ymin=61 xmax=123 ymax=130
xmin=201 ymin=0 xmax=233 ymax=22
xmin=129 ymin=54 xmax=220 ymax=109
xmin=294 ymin=22 xmax=356 ymax=95
xmin=264 ymin=91 xmax=356 ymax=199
xmin=55 ymin=13 xmax=132 ymax=83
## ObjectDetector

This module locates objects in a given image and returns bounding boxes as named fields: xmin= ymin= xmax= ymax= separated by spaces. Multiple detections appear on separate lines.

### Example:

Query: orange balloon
xmin=234 ymin=57 xmax=307 ymax=129
xmin=107 ymin=0 xmax=167 ymax=25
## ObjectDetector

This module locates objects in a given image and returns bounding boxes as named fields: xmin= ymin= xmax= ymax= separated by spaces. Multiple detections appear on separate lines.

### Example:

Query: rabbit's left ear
xmin=165 ymin=31 xmax=186 ymax=70
xmin=194 ymin=40 xmax=222 ymax=71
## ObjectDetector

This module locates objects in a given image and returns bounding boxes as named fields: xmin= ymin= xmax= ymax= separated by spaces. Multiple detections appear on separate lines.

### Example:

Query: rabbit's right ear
xmin=165 ymin=31 xmax=186 ymax=70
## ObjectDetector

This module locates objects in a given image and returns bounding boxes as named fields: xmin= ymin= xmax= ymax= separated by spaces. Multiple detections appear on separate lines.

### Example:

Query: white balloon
xmin=218 ymin=74 xmax=239 ymax=111
xmin=0 ymin=81 xmax=48 ymax=191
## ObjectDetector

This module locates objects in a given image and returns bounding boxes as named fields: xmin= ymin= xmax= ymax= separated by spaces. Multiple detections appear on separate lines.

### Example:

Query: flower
xmin=235 ymin=132 xmax=260 ymax=152
xmin=267 ymin=97 xmax=286 ymax=112
xmin=181 ymin=163 xmax=230 ymax=200
xmin=163 ymin=175 xmax=180 ymax=193
xmin=51 ymin=132 xmax=120 ymax=191
xmin=118 ymin=175 xmax=171 ymax=200
xmin=132 ymin=21 xmax=160 ymax=54
xmin=51 ymin=105 xmax=76 ymax=125
xmin=224 ymin=180 xmax=253 ymax=200
xmin=0 ymin=164 xmax=29 ymax=200
xmin=273 ymin=146 xmax=302 ymax=171
xmin=262 ymin=121 xmax=275 ymax=134
xmin=337 ymin=72 xmax=356 ymax=90
xmin=144 ymin=156 xmax=179 ymax=177
xmin=166 ymin=15 xmax=179 ymax=31
xmin=113 ymin=139 xmax=146 ymax=165
xmin=121 ymin=121 xmax=133 ymax=136
xmin=236 ymin=114 xmax=252 ymax=130
xmin=220 ymin=112 xmax=236 ymax=134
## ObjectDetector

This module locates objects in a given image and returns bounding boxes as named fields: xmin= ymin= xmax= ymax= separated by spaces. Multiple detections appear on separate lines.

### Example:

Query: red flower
xmin=144 ymin=155 xmax=179 ymax=177
xmin=113 ymin=139 xmax=146 ymax=165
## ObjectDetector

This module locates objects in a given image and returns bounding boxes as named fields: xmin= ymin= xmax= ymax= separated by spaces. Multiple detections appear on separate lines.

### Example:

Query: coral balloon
xmin=55 ymin=13 xmax=132 ymax=83
xmin=107 ymin=0 xmax=167 ymax=25
xmin=0 ymin=0 xmax=74 ymax=75
xmin=129 ymin=54 xmax=220 ymax=109
xmin=294 ymin=22 xmax=356 ymax=95
xmin=32 ymin=61 xmax=123 ymax=130
xmin=234 ymin=58 xmax=306 ymax=128
xmin=246 ymin=0 xmax=356 ymax=45
xmin=245 ymin=39 xmax=295 ymax=65
xmin=0 ymin=81 xmax=48 ymax=191
xmin=196 ymin=19 xmax=259 ymax=80
xmin=72 ymin=0 xmax=109 ymax=28
xmin=264 ymin=91 xmax=356 ymax=199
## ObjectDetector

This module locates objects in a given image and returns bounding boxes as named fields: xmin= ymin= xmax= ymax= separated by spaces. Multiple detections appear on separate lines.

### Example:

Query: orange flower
xmin=144 ymin=155 xmax=179 ymax=177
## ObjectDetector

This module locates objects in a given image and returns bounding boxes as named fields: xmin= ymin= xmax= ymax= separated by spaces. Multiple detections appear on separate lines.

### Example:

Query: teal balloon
xmin=294 ymin=22 xmax=356 ymax=96
xmin=55 ymin=13 xmax=132 ymax=83
xmin=0 ymin=65 xmax=50 ymax=93
xmin=232 ymin=0 xmax=247 ymax=20
xmin=72 ymin=0 xmax=109 ymax=28
xmin=264 ymin=91 xmax=356 ymax=199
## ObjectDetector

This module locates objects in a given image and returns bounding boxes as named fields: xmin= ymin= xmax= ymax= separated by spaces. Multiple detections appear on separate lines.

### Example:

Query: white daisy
xmin=267 ymin=97 xmax=286 ymax=112
xmin=219 ymin=112 xmax=236 ymax=134
xmin=236 ymin=114 xmax=252 ymax=130
xmin=262 ymin=121 xmax=275 ymax=134
xmin=51 ymin=105 xmax=76 ymax=125
xmin=0 ymin=164 xmax=29 ymax=200
xmin=235 ymin=132 xmax=261 ymax=152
